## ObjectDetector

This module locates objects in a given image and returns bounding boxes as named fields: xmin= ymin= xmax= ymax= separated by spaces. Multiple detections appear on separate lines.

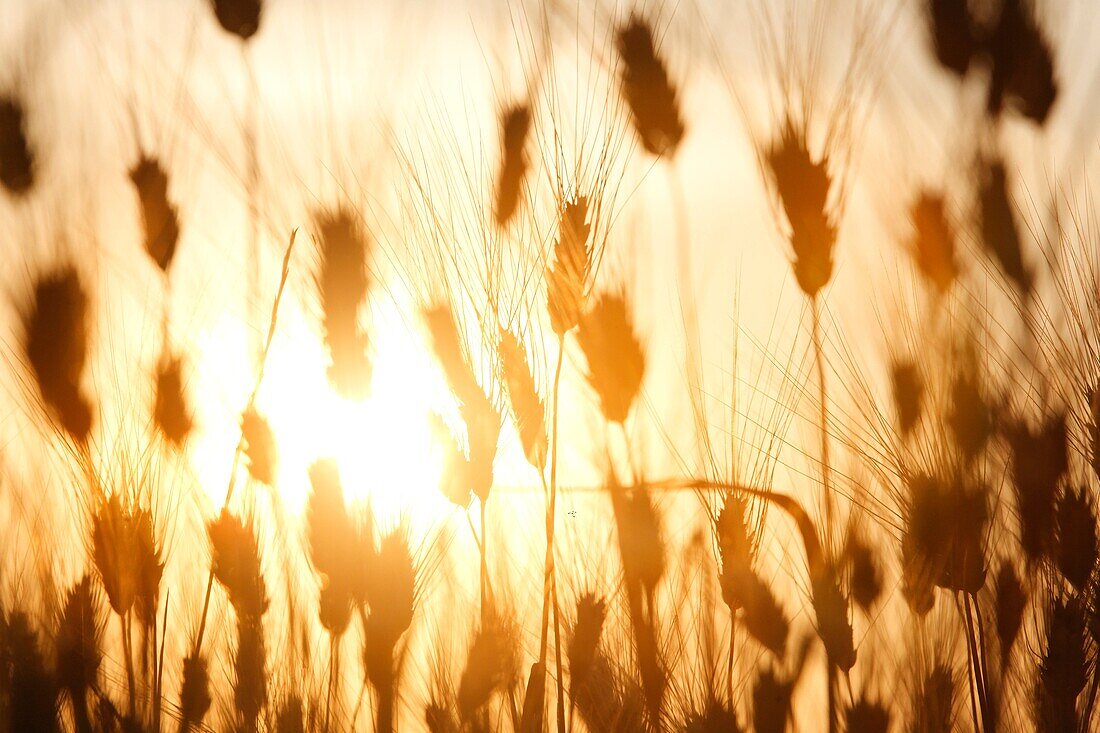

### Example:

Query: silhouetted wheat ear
xmin=457 ymin=615 xmax=514 ymax=723
xmin=810 ymin=559 xmax=855 ymax=671
xmin=845 ymin=696 xmax=890 ymax=733
xmin=92 ymin=495 xmax=142 ymax=617
xmin=494 ymin=103 xmax=531 ymax=227
xmin=924 ymin=0 xmax=976 ymax=77
xmin=843 ymin=532 xmax=883 ymax=613
xmin=767 ymin=122 xmax=836 ymax=298
xmin=210 ymin=0 xmax=262 ymax=41
xmin=947 ymin=358 xmax=993 ymax=463
xmin=2 ymin=610 xmax=59 ymax=731
xmin=987 ymin=0 xmax=1058 ymax=125
xmin=909 ymin=193 xmax=959 ymax=294
xmin=241 ymin=407 xmax=277 ymax=486
xmin=979 ymin=159 xmax=1032 ymax=296
xmin=1055 ymin=486 xmax=1098 ymax=593
xmin=1006 ymin=411 xmax=1068 ymax=562
xmin=891 ymin=359 xmax=924 ymax=438
xmin=567 ymin=593 xmax=606 ymax=697
xmin=55 ymin=575 xmax=101 ymax=733
xmin=208 ymin=509 xmax=268 ymax=621
xmin=498 ymin=327 xmax=547 ymax=470
xmin=23 ymin=266 xmax=95 ymax=443
xmin=546 ymin=197 xmax=592 ymax=335
xmin=1037 ymin=596 xmax=1087 ymax=732
xmin=234 ymin=617 xmax=267 ymax=729
xmin=306 ymin=457 xmax=366 ymax=636
xmin=616 ymin=14 xmax=685 ymax=158
xmin=901 ymin=474 xmax=989 ymax=616
xmin=994 ymin=561 xmax=1026 ymax=664
xmin=364 ymin=531 xmax=416 ymax=733
xmin=752 ymin=664 xmax=793 ymax=733
xmin=154 ymin=353 xmax=194 ymax=447
xmin=683 ymin=699 xmax=741 ymax=732
xmin=179 ymin=650 xmax=213 ymax=731
xmin=274 ymin=695 xmax=305 ymax=733
xmin=432 ymin=413 xmax=473 ymax=507
xmin=130 ymin=156 xmax=180 ymax=274
xmin=0 ymin=95 xmax=34 ymax=194
xmin=423 ymin=304 xmax=500 ymax=502
xmin=316 ymin=210 xmax=372 ymax=399
xmin=133 ymin=508 xmax=163 ymax=630
xmin=576 ymin=292 xmax=646 ymax=424
xmin=910 ymin=663 xmax=956 ymax=733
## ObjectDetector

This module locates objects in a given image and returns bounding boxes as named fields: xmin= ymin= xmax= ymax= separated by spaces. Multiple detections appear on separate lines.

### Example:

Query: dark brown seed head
xmin=1056 ymin=486 xmax=1098 ymax=592
xmin=180 ymin=651 xmax=212 ymax=730
xmin=947 ymin=361 xmax=992 ymax=462
xmin=2 ymin=610 xmax=59 ymax=732
xmin=546 ymin=197 xmax=592 ymax=336
xmin=24 ymin=267 xmax=95 ymax=443
xmin=1006 ymin=411 xmax=1068 ymax=562
xmin=497 ymin=327 xmax=547 ymax=471
xmin=1037 ymin=596 xmax=1087 ymax=732
xmin=208 ymin=509 xmax=268 ymax=622
xmin=616 ymin=15 xmax=686 ymax=158
xmin=130 ymin=156 xmax=180 ymax=273
xmin=752 ymin=665 xmax=792 ymax=733
xmin=987 ymin=0 xmax=1058 ymax=126
xmin=316 ymin=210 xmax=371 ymax=399
xmin=810 ymin=560 xmax=855 ymax=671
xmin=910 ymin=663 xmax=956 ymax=733
xmin=767 ymin=123 xmax=836 ymax=298
xmin=363 ymin=531 xmax=416 ymax=692
xmin=994 ymin=561 xmax=1026 ymax=663
xmin=684 ymin=698 xmax=742 ymax=733
xmin=845 ymin=696 xmax=890 ymax=733
xmin=737 ymin=572 xmax=790 ymax=659
xmin=457 ymin=617 xmax=513 ymax=722
xmin=494 ymin=104 xmax=531 ymax=227
xmin=567 ymin=594 xmax=607 ymax=696
xmin=55 ymin=576 xmax=102 ymax=697
xmin=241 ymin=407 xmax=277 ymax=486
xmin=924 ymin=0 xmax=977 ymax=77
xmin=133 ymin=508 xmax=163 ymax=630
xmin=891 ymin=359 xmax=924 ymax=438
xmin=979 ymin=159 xmax=1032 ymax=295
xmin=0 ymin=95 xmax=34 ymax=194
xmin=92 ymin=495 xmax=142 ymax=617
xmin=903 ymin=473 xmax=989 ymax=603
xmin=233 ymin=618 xmax=267 ymax=728
xmin=844 ymin=533 xmax=882 ymax=613
xmin=909 ymin=193 xmax=958 ymax=294
xmin=210 ymin=0 xmax=262 ymax=41
xmin=576 ymin=292 xmax=646 ymax=424
xmin=612 ymin=487 xmax=665 ymax=594
xmin=154 ymin=353 xmax=193 ymax=447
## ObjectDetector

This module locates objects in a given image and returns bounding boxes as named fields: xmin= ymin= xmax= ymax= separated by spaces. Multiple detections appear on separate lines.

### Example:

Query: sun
xmin=189 ymin=289 xmax=463 ymax=527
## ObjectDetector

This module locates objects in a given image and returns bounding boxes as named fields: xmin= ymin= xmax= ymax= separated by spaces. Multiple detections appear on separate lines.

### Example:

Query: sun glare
xmin=190 ymin=289 xmax=462 ymax=526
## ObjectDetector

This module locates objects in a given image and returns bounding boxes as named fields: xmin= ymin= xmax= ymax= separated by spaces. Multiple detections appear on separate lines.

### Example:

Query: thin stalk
xmin=122 ymin=612 xmax=136 ymax=720
xmin=195 ymin=231 xmax=297 ymax=652
xmin=810 ymin=296 xmax=835 ymax=545
xmin=727 ymin=616 xmax=736 ymax=712
xmin=538 ymin=336 xmax=568 ymax=733
xmin=480 ymin=497 xmax=488 ymax=624
xmin=959 ymin=593 xmax=983 ymax=733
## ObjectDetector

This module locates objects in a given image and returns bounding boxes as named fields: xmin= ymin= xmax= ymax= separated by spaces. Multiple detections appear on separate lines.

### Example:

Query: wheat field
xmin=0 ymin=0 xmax=1098 ymax=731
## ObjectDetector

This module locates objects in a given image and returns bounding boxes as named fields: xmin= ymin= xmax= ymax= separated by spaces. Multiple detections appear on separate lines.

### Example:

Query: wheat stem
xmin=195 ymin=230 xmax=297 ymax=653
